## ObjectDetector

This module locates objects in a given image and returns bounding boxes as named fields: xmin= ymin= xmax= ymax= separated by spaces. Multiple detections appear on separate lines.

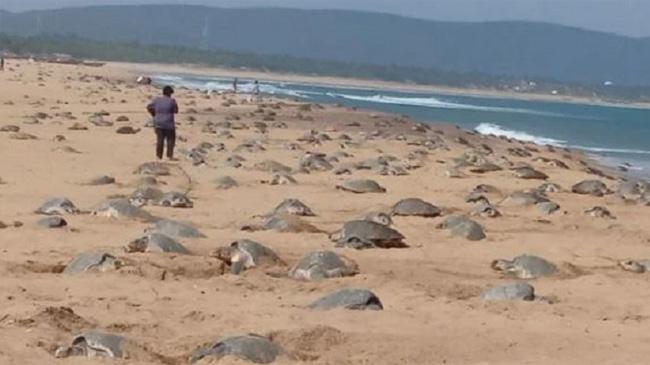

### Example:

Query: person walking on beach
xmin=0 ymin=57 xmax=5 ymax=71
xmin=147 ymin=85 xmax=179 ymax=160
xmin=233 ymin=77 xmax=238 ymax=93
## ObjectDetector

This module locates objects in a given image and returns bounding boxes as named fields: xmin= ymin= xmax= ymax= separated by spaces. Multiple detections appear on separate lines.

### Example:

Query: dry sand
xmin=1 ymin=59 xmax=650 ymax=365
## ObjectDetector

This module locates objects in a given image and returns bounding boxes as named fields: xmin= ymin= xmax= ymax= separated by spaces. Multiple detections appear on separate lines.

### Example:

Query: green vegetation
xmin=3 ymin=5 xmax=650 ymax=88
xmin=1 ymin=33 xmax=649 ymax=103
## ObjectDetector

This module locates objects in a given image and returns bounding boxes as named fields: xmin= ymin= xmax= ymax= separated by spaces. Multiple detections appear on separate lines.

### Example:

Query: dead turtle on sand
xmin=90 ymin=199 xmax=157 ymax=222
xmin=125 ymin=233 xmax=190 ymax=254
xmin=336 ymin=179 xmax=386 ymax=193
xmin=272 ymin=199 xmax=315 ymax=216
xmin=55 ymin=331 xmax=126 ymax=359
xmin=332 ymin=220 xmax=406 ymax=249
xmin=491 ymin=254 xmax=557 ymax=279
xmin=309 ymin=288 xmax=383 ymax=310
xmin=35 ymin=197 xmax=79 ymax=215
xmin=63 ymin=252 xmax=121 ymax=274
xmin=190 ymin=334 xmax=283 ymax=364
xmin=210 ymin=239 xmax=286 ymax=274
xmin=437 ymin=216 xmax=486 ymax=241
xmin=128 ymin=186 xmax=164 ymax=207
xmin=147 ymin=219 xmax=206 ymax=238
xmin=391 ymin=198 xmax=441 ymax=217
xmin=154 ymin=191 xmax=193 ymax=208
xmin=288 ymin=250 xmax=359 ymax=281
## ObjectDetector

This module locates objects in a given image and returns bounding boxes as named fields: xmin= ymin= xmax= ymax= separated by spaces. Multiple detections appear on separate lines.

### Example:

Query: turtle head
xmin=490 ymin=259 xmax=513 ymax=273
xmin=619 ymin=260 xmax=646 ymax=273
xmin=210 ymin=246 xmax=234 ymax=263
xmin=125 ymin=236 xmax=148 ymax=253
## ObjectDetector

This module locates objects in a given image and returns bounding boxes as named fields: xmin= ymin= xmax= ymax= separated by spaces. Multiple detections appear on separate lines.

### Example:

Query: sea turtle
xmin=299 ymin=153 xmax=334 ymax=172
xmin=269 ymin=173 xmax=297 ymax=185
xmin=147 ymin=219 xmax=206 ymax=238
xmin=308 ymin=288 xmax=383 ymax=310
xmin=35 ymin=197 xmax=79 ymax=215
xmin=619 ymin=259 xmax=650 ymax=273
xmin=214 ymin=176 xmax=238 ymax=190
xmin=391 ymin=198 xmax=441 ymax=217
xmin=501 ymin=191 xmax=550 ymax=206
xmin=537 ymin=182 xmax=563 ymax=194
xmin=154 ymin=191 xmax=193 ymax=208
xmin=584 ymin=206 xmax=615 ymax=219
xmin=242 ymin=214 xmax=322 ymax=234
xmin=437 ymin=216 xmax=486 ymax=241
xmin=491 ymin=254 xmax=557 ymax=279
xmin=288 ymin=250 xmax=359 ymax=281
xmin=63 ymin=252 xmax=121 ymax=274
xmin=536 ymin=201 xmax=560 ymax=215
xmin=125 ymin=233 xmax=190 ymax=254
xmin=481 ymin=282 xmax=535 ymax=301
xmin=617 ymin=180 xmax=649 ymax=200
xmin=133 ymin=161 xmax=171 ymax=176
xmin=37 ymin=216 xmax=68 ymax=228
xmin=55 ymin=331 xmax=125 ymax=358
xmin=571 ymin=180 xmax=610 ymax=197
xmin=511 ymin=166 xmax=548 ymax=180
xmin=272 ymin=199 xmax=315 ymax=216
xmin=471 ymin=202 xmax=501 ymax=218
xmin=129 ymin=186 xmax=164 ymax=207
xmin=90 ymin=199 xmax=157 ymax=222
xmin=190 ymin=335 xmax=283 ymax=364
xmin=210 ymin=239 xmax=285 ymax=274
xmin=333 ymin=220 xmax=406 ymax=249
xmin=336 ymin=179 xmax=386 ymax=194
xmin=254 ymin=160 xmax=292 ymax=174
xmin=363 ymin=212 xmax=393 ymax=226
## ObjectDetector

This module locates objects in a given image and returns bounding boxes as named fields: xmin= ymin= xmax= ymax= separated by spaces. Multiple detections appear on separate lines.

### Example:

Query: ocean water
xmin=154 ymin=74 xmax=650 ymax=178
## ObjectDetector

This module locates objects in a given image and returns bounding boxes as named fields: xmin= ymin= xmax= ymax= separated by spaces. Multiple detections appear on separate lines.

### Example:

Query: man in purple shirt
xmin=147 ymin=85 xmax=179 ymax=160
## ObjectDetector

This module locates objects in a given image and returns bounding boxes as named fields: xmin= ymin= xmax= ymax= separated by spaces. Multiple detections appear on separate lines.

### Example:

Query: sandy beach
xmin=113 ymin=62 xmax=650 ymax=110
xmin=1 ymin=59 xmax=650 ymax=365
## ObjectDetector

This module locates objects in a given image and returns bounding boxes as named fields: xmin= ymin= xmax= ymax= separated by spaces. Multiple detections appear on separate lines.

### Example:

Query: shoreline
xmin=110 ymin=61 xmax=650 ymax=111
xmin=131 ymin=63 xmax=635 ymax=182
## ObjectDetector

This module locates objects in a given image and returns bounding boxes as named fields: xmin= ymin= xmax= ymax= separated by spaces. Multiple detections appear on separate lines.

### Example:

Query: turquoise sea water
xmin=154 ymin=74 xmax=650 ymax=178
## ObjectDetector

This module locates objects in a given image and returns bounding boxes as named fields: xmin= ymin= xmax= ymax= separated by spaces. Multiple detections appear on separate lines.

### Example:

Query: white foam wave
xmin=475 ymin=123 xmax=650 ymax=157
xmin=327 ymin=93 xmax=564 ymax=117
xmin=474 ymin=123 xmax=566 ymax=145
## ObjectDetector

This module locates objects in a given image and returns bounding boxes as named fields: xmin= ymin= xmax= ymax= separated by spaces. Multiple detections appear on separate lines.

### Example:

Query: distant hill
xmin=2 ymin=5 xmax=650 ymax=86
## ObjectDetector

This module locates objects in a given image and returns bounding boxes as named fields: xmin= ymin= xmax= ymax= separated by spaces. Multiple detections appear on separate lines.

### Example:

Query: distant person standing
xmin=147 ymin=85 xmax=179 ymax=160
xmin=253 ymin=80 xmax=260 ymax=95
xmin=233 ymin=77 xmax=238 ymax=93
xmin=0 ymin=57 xmax=5 ymax=71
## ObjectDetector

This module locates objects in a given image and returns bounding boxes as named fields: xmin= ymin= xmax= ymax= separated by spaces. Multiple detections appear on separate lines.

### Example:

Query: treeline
xmin=1 ymin=33 xmax=649 ymax=103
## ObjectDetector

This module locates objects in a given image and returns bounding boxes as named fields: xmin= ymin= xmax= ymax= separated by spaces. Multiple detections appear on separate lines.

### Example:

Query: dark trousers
xmin=155 ymin=128 xmax=176 ymax=159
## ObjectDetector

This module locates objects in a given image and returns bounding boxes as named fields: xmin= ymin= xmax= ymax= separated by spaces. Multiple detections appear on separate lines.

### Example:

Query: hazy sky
xmin=1 ymin=0 xmax=649 ymax=38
